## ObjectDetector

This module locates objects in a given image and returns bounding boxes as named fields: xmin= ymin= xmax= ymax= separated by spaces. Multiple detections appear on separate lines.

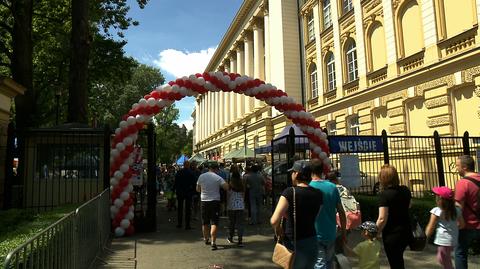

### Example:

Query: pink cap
xmin=432 ymin=186 xmax=453 ymax=199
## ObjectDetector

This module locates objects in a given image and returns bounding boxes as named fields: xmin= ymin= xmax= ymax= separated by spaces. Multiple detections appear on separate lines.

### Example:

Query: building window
xmin=307 ymin=11 xmax=315 ymax=42
xmin=327 ymin=122 xmax=337 ymax=135
xmin=235 ymin=142 xmax=239 ymax=149
xmin=343 ymin=0 xmax=353 ymax=14
xmin=348 ymin=115 xmax=360 ymax=135
xmin=310 ymin=63 xmax=318 ymax=98
xmin=323 ymin=0 xmax=332 ymax=29
xmin=326 ymin=53 xmax=336 ymax=91
xmin=346 ymin=41 xmax=358 ymax=82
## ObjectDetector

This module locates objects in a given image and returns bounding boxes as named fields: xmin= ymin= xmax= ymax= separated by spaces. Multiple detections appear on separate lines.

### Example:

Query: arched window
xmin=309 ymin=63 xmax=318 ymax=98
xmin=345 ymin=41 xmax=358 ymax=82
xmin=368 ymin=22 xmax=387 ymax=71
xmin=347 ymin=115 xmax=360 ymax=135
xmin=307 ymin=11 xmax=315 ymax=42
xmin=323 ymin=0 xmax=332 ymax=29
xmin=398 ymin=0 xmax=423 ymax=57
xmin=438 ymin=0 xmax=475 ymax=38
xmin=235 ymin=142 xmax=239 ymax=149
xmin=343 ymin=0 xmax=353 ymax=14
xmin=327 ymin=121 xmax=337 ymax=135
xmin=326 ymin=53 xmax=336 ymax=91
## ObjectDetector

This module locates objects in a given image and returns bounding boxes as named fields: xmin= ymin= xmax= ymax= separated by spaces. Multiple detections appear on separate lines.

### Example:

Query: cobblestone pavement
xmin=95 ymin=199 xmax=480 ymax=269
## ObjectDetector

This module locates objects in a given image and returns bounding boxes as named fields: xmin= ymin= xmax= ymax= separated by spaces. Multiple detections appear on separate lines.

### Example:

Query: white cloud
xmin=178 ymin=119 xmax=194 ymax=131
xmin=153 ymin=47 xmax=217 ymax=78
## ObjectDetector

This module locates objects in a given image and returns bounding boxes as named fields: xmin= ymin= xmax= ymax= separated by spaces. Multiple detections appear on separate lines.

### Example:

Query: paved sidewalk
xmin=95 ymin=199 xmax=480 ymax=269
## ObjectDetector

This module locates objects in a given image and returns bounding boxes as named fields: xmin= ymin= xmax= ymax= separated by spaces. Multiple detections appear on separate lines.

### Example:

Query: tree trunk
xmin=12 ymin=0 xmax=34 ymax=130
xmin=68 ymin=0 xmax=90 ymax=124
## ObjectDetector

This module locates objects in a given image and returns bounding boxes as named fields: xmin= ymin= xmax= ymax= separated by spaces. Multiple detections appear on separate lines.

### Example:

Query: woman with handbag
xmin=375 ymin=164 xmax=412 ymax=269
xmin=270 ymin=160 xmax=323 ymax=269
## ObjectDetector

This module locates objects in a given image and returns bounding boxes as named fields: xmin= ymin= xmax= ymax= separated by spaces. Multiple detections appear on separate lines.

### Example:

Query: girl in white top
xmin=227 ymin=165 xmax=246 ymax=246
xmin=426 ymin=186 xmax=465 ymax=269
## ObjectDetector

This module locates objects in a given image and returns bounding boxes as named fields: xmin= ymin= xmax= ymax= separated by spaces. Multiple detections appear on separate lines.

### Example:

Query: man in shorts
xmin=197 ymin=162 xmax=229 ymax=250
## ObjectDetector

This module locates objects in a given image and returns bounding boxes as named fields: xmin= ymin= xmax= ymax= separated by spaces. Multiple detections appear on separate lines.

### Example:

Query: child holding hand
xmin=344 ymin=221 xmax=381 ymax=269
xmin=426 ymin=186 xmax=464 ymax=269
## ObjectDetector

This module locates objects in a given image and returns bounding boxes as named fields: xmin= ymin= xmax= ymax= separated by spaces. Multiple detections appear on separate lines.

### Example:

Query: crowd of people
xmin=154 ymin=154 xmax=479 ymax=269
xmin=155 ymin=160 xmax=267 ymax=249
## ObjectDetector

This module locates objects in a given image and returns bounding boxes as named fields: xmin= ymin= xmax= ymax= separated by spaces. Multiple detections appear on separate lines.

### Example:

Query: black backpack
xmin=463 ymin=176 xmax=480 ymax=219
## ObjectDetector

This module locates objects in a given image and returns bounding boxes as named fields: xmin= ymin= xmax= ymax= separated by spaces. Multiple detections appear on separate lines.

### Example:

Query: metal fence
xmin=3 ymin=189 xmax=111 ymax=269
xmin=328 ymin=131 xmax=480 ymax=198
xmin=12 ymin=127 xmax=111 ymax=210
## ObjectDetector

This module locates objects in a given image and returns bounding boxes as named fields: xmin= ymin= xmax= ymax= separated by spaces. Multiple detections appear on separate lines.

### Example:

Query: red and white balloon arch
xmin=109 ymin=72 xmax=332 ymax=236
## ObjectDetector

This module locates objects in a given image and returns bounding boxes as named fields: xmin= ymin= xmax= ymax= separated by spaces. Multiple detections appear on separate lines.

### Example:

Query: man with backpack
xmin=454 ymin=155 xmax=480 ymax=269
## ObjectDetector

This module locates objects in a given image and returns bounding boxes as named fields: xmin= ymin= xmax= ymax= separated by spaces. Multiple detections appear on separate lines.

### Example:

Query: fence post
xmin=287 ymin=127 xmax=295 ymax=187
xmin=382 ymin=130 xmax=389 ymax=164
xmin=433 ymin=131 xmax=446 ymax=186
xmin=103 ymin=125 xmax=111 ymax=190
xmin=3 ymin=122 xmax=15 ymax=209
xmin=462 ymin=131 xmax=470 ymax=156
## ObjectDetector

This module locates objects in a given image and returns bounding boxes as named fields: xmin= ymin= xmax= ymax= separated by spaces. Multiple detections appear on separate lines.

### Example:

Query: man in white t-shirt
xmin=197 ymin=162 xmax=229 ymax=250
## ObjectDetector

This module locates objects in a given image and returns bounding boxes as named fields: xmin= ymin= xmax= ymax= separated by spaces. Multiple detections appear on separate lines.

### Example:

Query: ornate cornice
xmin=415 ymin=75 xmax=455 ymax=97
xmin=387 ymin=107 xmax=405 ymax=117
xmin=363 ymin=0 xmax=382 ymax=13
xmin=388 ymin=124 xmax=406 ymax=134
xmin=425 ymin=96 xmax=449 ymax=109
xmin=426 ymin=116 xmax=451 ymax=127
xmin=380 ymin=90 xmax=408 ymax=106
xmin=464 ymin=66 xmax=480 ymax=82
xmin=353 ymin=101 xmax=374 ymax=113
xmin=475 ymin=86 xmax=480 ymax=97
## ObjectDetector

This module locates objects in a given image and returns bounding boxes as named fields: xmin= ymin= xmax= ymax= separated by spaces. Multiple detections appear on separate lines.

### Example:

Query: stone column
xmin=313 ymin=3 xmax=325 ymax=106
xmin=230 ymin=56 xmax=237 ymax=122
xmin=263 ymin=6 xmax=270 ymax=83
xmin=253 ymin=20 xmax=265 ymax=109
xmin=236 ymin=46 xmax=245 ymax=119
xmin=244 ymin=32 xmax=254 ymax=113
xmin=213 ymin=92 xmax=218 ymax=132
xmin=223 ymin=62 xmax=230 ymax=126
xmin=382 ymin=0 xmax=398 ymax=77
xmin=421 ymin=0 xmax=439 ymax=63
xmin=354 ymin=0 xmax=368 ymax=89
xmin=195 ymin=99 xmax=199 ymax=143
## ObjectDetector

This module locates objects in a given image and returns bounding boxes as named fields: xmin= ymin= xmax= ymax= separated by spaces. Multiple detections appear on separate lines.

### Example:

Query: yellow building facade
xmin=194 ymin=0 xmax=480 ymax=159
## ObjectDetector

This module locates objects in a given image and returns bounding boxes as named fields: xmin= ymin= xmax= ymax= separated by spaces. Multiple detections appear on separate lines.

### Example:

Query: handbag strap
xmin=293 ymin=186 xmax=296 ymax=251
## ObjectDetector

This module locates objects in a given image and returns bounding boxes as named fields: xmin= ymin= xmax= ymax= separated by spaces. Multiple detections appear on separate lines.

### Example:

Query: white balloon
xmin=138 ymin=98 xmax=147 ymax=107
xmin=132 ymin=133 xmax=138 ymax=141
xmin=120 ymin=191 xmax=130 ymax=201
xmin=319 ymin=151 xmax=328 ymax=160
xmin=126 ymin=184 xmax=134 ymax=193
xmin=114 ymin=227 xmax=125 ymax=237
xmin=111 ymin=149 xmax=119 ymax=157
xmin=163 ymin=85 xmax=172 ymax=92
xmin=119 ymin=121 xmax=128 ymax=129
xmin=120 ymin=219 xmax=130 ymax=229
xmin=113 ymin=171 xmax=124 ymax=180
xmin=125 ymin=212 xmax=134 ymax=220
xmin=110 ymin=157 xmax=115 ymax=164
xmin=135 ymin=114 xmax=145 ymax=123
xmin=114 ymin=198 xmax=124 ymax=208
xmin=110 ymin=205 xmax=119 ymax=214
xmin=319 ymin=132 xmax=327 ymax=140
xmin=110 ymin=177 xmax=118 ymax=186
xmin=132 ymin=103 xmax=139 ymax=110
xmin=120 ymin=164 xmax=129 ymax=173
xmin=147 ymin=98 xmax=157 ymax=107
xmin=127 ymin=157 xmax=134 ymax=165
xmin=123 ymin=137 xmax=133 ymax=146
xmin=129 ymin=206 xmax=134 ymax=212
xmin=116 ymin=142 xmax=126 ymax=152
xmin=115 ymin=128 xmax=121 ymax=135
xmin=127 ymin=116 xmax=136 ymax=125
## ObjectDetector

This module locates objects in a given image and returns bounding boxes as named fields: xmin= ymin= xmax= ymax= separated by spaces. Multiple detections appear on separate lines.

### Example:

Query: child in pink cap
xmin=426 ymin=186 xmax=465 ymax=269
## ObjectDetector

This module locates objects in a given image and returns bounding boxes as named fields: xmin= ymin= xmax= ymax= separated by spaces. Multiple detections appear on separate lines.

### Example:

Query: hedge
xmin=355 ymin=194 xmax=478 ymax=255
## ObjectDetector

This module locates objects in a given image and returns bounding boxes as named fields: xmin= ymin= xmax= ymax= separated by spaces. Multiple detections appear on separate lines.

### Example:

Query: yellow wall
xmin=369 ymin=22 xmax=387 ymax=71
xmin=400 ymin=1 xmax=423 ymax=56
xmin=374 ymin=107 xmax=389 ymax=135
xmin=444 ymin=0 xmax=474 ymax=38
xmin=452 ymin=86 xmax=480 ymax=136
xmin=407 ymin=98 xmax=430 ymax=135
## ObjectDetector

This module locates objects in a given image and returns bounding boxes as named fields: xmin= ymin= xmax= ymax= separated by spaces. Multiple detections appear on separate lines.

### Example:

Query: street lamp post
xmin=243 ymin=124 xmax=247 ymax=166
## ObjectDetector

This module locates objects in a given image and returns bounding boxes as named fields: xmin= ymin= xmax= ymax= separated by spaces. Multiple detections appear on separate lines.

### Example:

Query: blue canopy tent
xmin=175 ymin=154 xmax=189 ymax=166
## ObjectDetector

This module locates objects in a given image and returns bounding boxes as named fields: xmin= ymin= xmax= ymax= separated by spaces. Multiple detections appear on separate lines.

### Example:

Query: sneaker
xmin=204 ymin=238 xmax=211 ymax=245
xmin=227 ymin=237 xmax=234 ymax=244
xmin=211 ymin=243 xmax=218 ymax=251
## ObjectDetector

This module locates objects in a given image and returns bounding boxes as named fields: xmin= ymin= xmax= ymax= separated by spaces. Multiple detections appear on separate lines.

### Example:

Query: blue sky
xmin=123 ymin=0 xmax=243 ymax=129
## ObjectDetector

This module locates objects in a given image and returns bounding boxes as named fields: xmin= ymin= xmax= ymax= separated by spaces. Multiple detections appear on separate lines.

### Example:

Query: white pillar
xmin=224 ymin=63 xmax=230 ymax=126
xmin=244 ymin=33 xmax=254 ymax=113
xmin=253 ymin=21 xmax=265 ymax=110
xmin=263 ymin=8 xmax=271 ymax=83
xmin=230 ymin=57 xmax=237 ymax=122
xmin=213 ymin=92 xmax=218 ymax=132
xmin=195 ymin=100 xmax=199 ymax=143
xmin=421 ymin=0 xmax=439 ymax=63
xmin=208 ymin=93 xmax=213 ymax=137
xmin=236 ymin=47 xmax=245 ymax=119
xmin=382 ymin=0 xmax=398 ymax=76
xmin=201 ymin=96 xmax=205 ymax=140
xmin=313 ymin=4 xmax=325 ymax=106
xmin=331 ymin=0 xmax=344 ymax=98
xmin=353 ymin=0 xmax=368 ymax=89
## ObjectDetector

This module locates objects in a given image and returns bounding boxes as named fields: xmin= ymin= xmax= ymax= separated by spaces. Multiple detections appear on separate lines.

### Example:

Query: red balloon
xmin=135 ymin=122 xmax=144 ymax=130
xmin=120 ymin=205 xmax=129 ymax=214
xmin=119 ymin=179 xmax=129 ymax=188
xmin=124 ymin=170 xmax=133 ymax=179
xmin=168 ymin=81 xmax=175 ymax=86
xmin=125 ymin=225 xmax=135 ymax=236
xmin=112 ymin=219 xmax=120 ymax=228
xmin=124 ymin=197 xmax=134 ymax=207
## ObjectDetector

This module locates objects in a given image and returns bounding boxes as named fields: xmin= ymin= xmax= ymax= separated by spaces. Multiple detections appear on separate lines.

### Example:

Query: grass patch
xmin=0 ymin=204 xmax=78 ymax=263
